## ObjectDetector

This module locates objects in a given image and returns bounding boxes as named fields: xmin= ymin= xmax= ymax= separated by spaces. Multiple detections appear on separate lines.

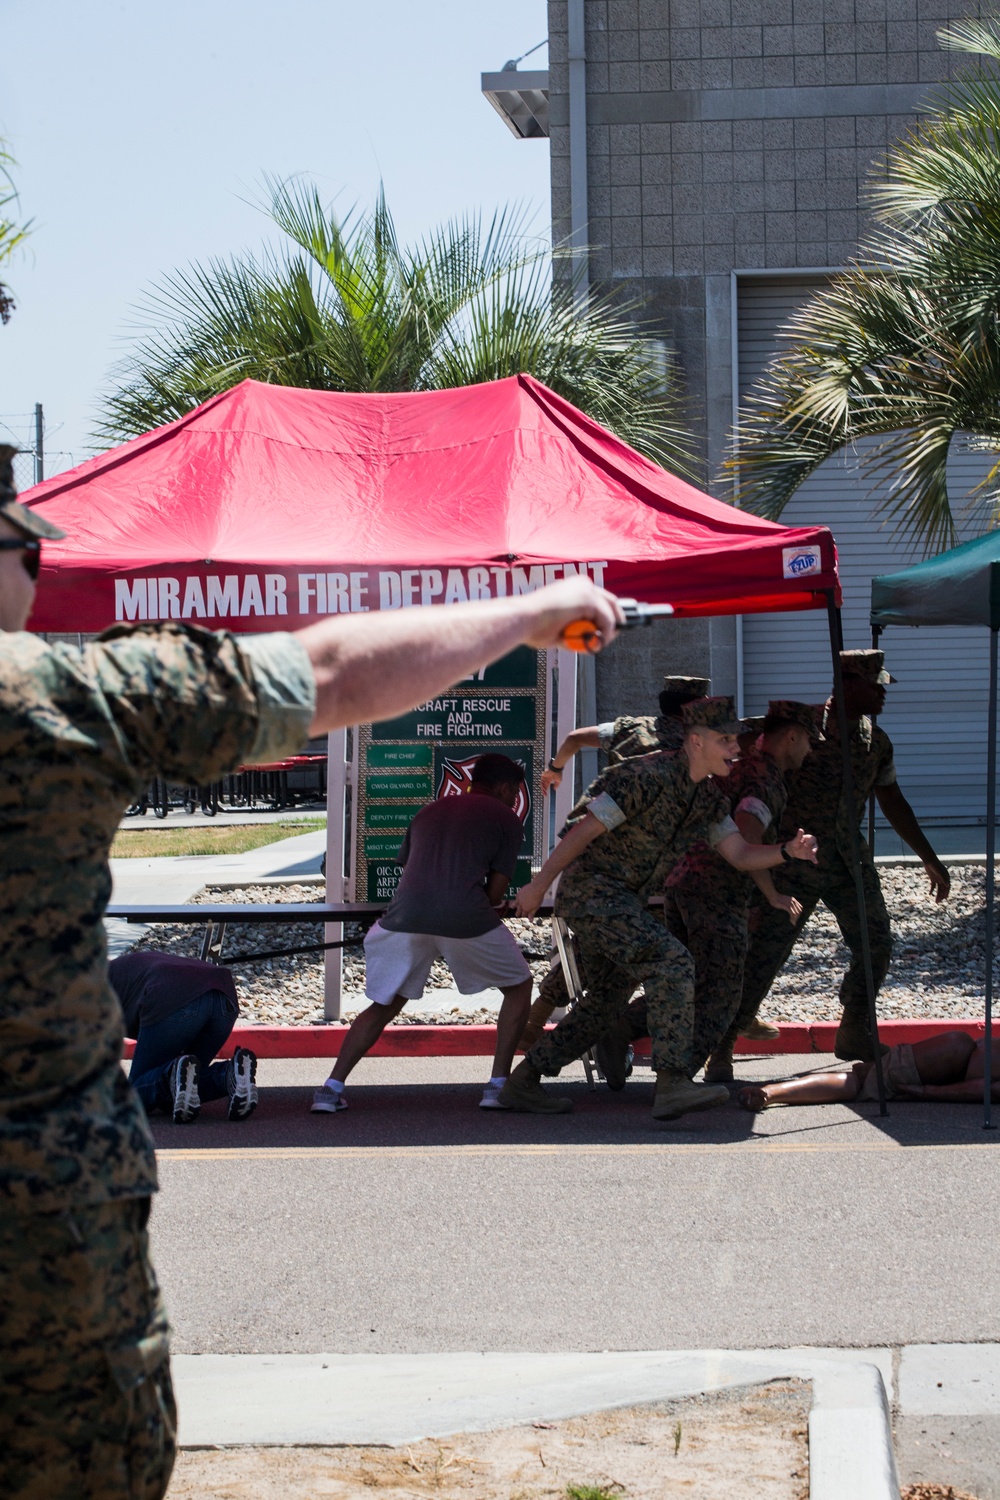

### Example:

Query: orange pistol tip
xmin=559 ymin=619 xmax=603 ymax=654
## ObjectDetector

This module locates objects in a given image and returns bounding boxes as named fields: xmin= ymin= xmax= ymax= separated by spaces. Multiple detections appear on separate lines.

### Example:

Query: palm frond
xmin=98 ymin=178 xmax=694 ymax=477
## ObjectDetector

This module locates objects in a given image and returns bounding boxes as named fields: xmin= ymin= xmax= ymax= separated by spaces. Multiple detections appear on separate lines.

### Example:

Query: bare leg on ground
xmin=491 ymin=979 xmax=533 ymax=1079
xmin=328 ymin=996 xmax=408 ymax=1084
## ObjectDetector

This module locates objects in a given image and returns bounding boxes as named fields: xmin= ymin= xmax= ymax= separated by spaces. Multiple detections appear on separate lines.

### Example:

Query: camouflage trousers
xmin=0 ymin=1196 xmax=176 ymax=1500
xmin=536 ymin=951 xmax=572 ymax=1010
xmin=722 ymin=851 xmax=892 ymax=1048
xmin=528 ymin=876 xmax=695 ymax=1076
xmin=625 ymin=887 xmax=750 ymax=1075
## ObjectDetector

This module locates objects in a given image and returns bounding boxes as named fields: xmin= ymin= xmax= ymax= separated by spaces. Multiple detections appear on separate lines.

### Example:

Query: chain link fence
xmin=0 ymin=406 xmax=86 ymax=489
xmin=0 ymin=410 xmax=41 ymax=488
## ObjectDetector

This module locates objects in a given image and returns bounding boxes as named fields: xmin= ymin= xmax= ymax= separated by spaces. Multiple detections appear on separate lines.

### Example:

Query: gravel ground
xmin=131 ymin=866 xmax=996 ymax=1026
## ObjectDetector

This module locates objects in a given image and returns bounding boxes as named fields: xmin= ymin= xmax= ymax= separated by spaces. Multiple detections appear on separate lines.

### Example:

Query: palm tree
xmin=730 ymin=18 xmax=1000 ymax=554
xmin=98 ymin=178 xmax=695 ymax=476
xmin=0 ymin=142 xmax=32 ymax=324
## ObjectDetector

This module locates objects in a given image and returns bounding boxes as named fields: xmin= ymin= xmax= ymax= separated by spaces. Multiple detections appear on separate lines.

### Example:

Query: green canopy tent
xmin=871 ymin=531 xmax=1000 ymax=1127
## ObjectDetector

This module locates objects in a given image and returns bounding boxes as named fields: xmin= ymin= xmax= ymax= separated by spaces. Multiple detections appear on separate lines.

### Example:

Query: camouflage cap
xmin=0 ymin=445 xmax=65 ymax=540
xmin=766 ymin=699 xmax=825 ymax=740
xmin=840 ymin=648 xmax=896 ymax=686
xmin=662 ymin=674 xmax=711 ymax=697
xmin=682 ymin=694 xmax=744 ymax=735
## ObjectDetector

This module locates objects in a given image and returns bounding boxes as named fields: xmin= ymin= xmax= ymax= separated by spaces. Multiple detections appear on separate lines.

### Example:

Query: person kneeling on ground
xmin=110 ymin=950 xmax=257 ymax=1123
xmin=738 ymin=1031 xmax=995 ymax=1112
xmin=312 ymin=753 xmax=534 ymax=1114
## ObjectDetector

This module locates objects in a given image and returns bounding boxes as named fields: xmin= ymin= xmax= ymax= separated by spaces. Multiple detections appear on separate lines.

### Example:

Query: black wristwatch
xmin=548 ymin=758 xmax=562 ymax=773
xmin=779 ymin=842 xmax=793 ymax=863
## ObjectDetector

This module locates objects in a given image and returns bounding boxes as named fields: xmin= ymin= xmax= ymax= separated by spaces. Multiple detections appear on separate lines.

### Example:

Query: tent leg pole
xmin=868 ymin=624 xmax=882 ymax=851
xmin=984 ymin=629 xmax=997 ymax=1129
xmin=826 ymin=593 xmax=887 ymax=1115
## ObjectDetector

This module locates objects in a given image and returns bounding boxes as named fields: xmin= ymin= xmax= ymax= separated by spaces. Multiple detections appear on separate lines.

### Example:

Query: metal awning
xmin=481 ymin=69 xmax=549 ymax=139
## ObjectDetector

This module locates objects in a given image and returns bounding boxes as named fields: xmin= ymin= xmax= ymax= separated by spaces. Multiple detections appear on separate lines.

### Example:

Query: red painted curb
xmin=122 ymin=1017 xmax=988 ymax=1061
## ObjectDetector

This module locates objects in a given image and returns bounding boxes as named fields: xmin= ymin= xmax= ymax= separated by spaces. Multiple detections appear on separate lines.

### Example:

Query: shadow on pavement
xmin=148 ymin=1064 xmax=1000 ymax=1153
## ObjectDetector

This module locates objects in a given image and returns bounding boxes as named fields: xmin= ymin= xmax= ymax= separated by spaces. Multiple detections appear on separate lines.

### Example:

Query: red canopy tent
xmin=21 ymin=375 xmax=838 ymax=631
xmin=20 ymin=375 xmax=889 ymax=1107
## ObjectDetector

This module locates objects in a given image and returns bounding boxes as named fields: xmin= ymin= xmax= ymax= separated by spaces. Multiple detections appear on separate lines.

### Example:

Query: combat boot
xmin=740 ymin=1018 xmax=780 ymax=1041
xmin=595 ymin=1012 xmax=634 ymax=1091
xmin=652 ymin=1070 xmax=730 ymax=1121
xmin=498 ymin=1059 xmax=573 ymax=1114
xmin=703 ymin=1045 xmax=735 ymax=1084
xmin=834 ymin=1013 xmax=890 ymax=1062
xmin=518 ymin=998 xmax=555 ymax=1053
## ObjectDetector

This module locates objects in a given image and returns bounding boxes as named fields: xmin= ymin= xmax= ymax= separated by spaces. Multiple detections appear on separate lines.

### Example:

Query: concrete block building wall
xmin=546 ymin=0 xmax=984 ymax=720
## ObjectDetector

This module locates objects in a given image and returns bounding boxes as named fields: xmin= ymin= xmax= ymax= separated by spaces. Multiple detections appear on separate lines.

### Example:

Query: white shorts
xmin=363 ymin=920 xmax=531 ymax=1004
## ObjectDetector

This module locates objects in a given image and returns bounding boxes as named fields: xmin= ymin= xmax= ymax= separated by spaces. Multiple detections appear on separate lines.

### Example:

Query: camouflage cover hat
xmin=662 ymin=674 xmax=710 ymax=696
xmin=766 ymin=700 xmax=825 ymax=740
xmin=681 ymin=694 xmax=744 ymax=735
xmin=840 ymin=648 xmax=896 ymax=686
xmin=0 ymin=445 xmax=65 ymax=540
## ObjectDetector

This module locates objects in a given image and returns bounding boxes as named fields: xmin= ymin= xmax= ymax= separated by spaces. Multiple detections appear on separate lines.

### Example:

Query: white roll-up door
xmin=737 ymin=275 xmax=994 ymax=829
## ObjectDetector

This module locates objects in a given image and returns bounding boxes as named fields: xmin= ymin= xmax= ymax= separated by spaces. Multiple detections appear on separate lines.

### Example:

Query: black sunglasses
xmin=0 ymin=537 xmax=41 ymax=580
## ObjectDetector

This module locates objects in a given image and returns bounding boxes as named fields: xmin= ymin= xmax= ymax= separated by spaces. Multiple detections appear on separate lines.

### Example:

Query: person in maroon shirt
xmin=312 ymin=753 xmax=532 ymax=1113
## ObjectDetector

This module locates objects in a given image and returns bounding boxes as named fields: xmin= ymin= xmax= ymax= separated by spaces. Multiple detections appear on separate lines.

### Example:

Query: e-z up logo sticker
xmin=782 ymin=546 xmax=822 ymax=580
xmin=436 ymin=754 xmax=531 ymax=823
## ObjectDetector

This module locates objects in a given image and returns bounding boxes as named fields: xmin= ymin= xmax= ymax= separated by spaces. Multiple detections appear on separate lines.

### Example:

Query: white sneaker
xmin=479 ymin=1083 xmax=509 ymax=1110
xmin=311 ymin=1085 xmax=347 ymax=1113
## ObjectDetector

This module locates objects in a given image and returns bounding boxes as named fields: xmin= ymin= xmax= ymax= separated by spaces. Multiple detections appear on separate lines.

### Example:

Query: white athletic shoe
xmin=226 ymin=1046 xmax=258 ymax=1121
xmin=311 ymin=1085 xmax=347 ymax=1113
xmin=479 ymin=1083 xmax=509 ymax=1110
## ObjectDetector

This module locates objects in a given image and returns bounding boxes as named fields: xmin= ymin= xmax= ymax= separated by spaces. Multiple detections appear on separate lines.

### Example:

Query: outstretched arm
xmin=298 ymin=579 xmax=621 ymax=734
xmin=716 ymin=827 xmax=818 ymax=872
xmin=875 ymin=782 xmax=950 ymax=902
xmin=513 ymin=812 xmax=608 ymax=917
xmin=735 ymin=809 xmax=803 ymax=926
xmin=540 ymin=727 xmax=603 ymax=793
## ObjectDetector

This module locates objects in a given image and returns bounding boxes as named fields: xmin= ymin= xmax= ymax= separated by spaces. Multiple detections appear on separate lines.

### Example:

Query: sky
xmin=0 ymin=0 xmax=549 ymax=473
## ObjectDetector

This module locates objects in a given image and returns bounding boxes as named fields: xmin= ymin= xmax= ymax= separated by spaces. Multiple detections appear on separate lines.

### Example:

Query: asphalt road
xmin=147 ymin=1052 xmax=1000 ymax=1359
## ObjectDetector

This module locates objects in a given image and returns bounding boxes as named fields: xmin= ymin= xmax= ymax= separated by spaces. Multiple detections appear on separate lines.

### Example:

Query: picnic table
xmin=106 ymin=902 xmax=387 ymax=964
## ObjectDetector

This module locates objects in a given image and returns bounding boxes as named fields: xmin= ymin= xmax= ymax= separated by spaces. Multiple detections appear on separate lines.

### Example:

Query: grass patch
xmin=566 ymin=1487 xmax=625 ymax=1500
xmin=111 ymin=819 xmax=326 ymax=859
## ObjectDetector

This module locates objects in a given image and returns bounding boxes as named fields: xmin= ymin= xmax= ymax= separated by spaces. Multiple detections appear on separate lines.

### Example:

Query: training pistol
xmin=559 ymin=598 xmax=675 ymax=654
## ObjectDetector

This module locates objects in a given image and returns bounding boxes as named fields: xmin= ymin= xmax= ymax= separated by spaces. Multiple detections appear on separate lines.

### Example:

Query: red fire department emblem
xmin=436 ymin=754 xmax=531 ymax=823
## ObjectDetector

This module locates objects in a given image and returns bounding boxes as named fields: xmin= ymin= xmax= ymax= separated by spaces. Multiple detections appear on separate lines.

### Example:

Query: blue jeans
xmin=129 ymin=989 xmax=235 ymax=1114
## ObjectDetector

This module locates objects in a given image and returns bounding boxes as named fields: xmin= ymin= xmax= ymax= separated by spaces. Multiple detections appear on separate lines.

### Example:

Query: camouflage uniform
xmin=656 ymin=746 xmax=789 ymax=1073
xmin=534 ymin=679 xmax=710 ymax=1017
xmin=536 ymin=714 xmax=686 ymax=1013
xmin=527 ymin=748 xmax=736 ymax=1078
xmin=602 ymin=712 xmax=685 ymax=763
xmin=0 ymin=621 xmax=315 ymax=1500
xmin=728 ymin=698 xmax=896 ymax=1041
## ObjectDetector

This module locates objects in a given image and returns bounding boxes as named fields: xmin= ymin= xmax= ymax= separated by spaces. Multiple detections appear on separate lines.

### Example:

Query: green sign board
xmin=364 ymin=831 xmax=407 ymax=861
xmin=504 ymin=859 xmax=533 ymax=901
xmin=356 ymin=648 xmax=544 ymax=904
xmin=366 ymin=743 xmax=433 ymax=769
xmin=367 ymin=860 xmax=404 ymax=902
xmin=372 ymin=691 xmax=536 ymax=744
xmin=452 ymin=646 xmax=537 ymax=689
xmin=366 ymin=772 xmax=432 ymax=800
xmin=364 ymin=802 xmax=428 ymax=828
xmin=432 ymin=745 xmax=534 ymax=872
